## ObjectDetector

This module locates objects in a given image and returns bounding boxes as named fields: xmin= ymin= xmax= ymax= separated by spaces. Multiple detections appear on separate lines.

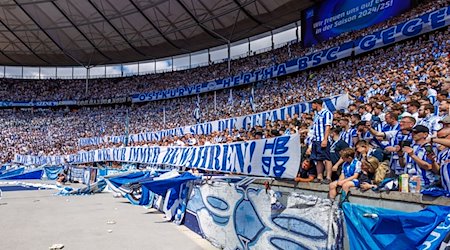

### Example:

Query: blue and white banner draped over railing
xmin=131 ymin=6 xmax=450 ymax=103
xmin=73 ymin=134 xmax=301 ymax=179
xmin=79 ymin=94 xmax=349 ymax=147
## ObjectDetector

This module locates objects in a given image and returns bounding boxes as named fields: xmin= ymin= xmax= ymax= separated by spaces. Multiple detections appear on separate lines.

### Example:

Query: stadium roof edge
xmin=0 ymin=0 xmax=314 ymax=66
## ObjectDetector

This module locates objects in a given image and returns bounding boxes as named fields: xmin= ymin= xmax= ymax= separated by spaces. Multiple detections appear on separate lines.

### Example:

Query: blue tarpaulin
xmin=140 ymin=172 xmax=200 ymax=196
xmin=0 ymin=167 xmax=25 ymax=179
xmin=44 ymin=166 xmax=63 ymax=180
xmin=107 ymin=172 xmax=151 ymax=187
xmin=343 ymin=203 xmax=450 ymax=250
xmin=3 ymin=169 xmax=43 ymax=180
xmin=106 ymin=171 xmax=154 ymax=206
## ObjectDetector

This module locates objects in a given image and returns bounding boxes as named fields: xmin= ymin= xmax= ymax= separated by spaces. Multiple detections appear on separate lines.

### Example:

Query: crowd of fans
xmin=0 ymin=0 xmax=447 ymax=102
xmin=0 ymin=0 xmax=449 ymax=197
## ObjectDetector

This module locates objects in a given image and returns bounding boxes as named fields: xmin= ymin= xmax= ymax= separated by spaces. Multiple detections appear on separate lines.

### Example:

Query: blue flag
xmin=249 ymin=87 xmax=256 ymax=112
xmin=193 ymin=95 xmax=201 ymax=123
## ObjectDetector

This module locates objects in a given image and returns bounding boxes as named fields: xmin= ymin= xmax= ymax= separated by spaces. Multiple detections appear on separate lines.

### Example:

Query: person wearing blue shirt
xmin=418 ymin=104 xmax=442 ymax=136
xmin=329 ymin=148 xmax=361 ymax=199
xmin=310 ymin=99 xmax=333 ymax=184
xmin=381 ymin=112 xmax=400 ymax=132
xmin=367 ymin=116 xmax=415 ymax=176
xmin=338 ymin=118 xmax=356 ymax=147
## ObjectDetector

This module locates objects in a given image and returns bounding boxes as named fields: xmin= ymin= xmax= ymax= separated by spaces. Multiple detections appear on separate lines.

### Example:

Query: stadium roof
xmin=0 ymin=0 xmax=314 ymax=67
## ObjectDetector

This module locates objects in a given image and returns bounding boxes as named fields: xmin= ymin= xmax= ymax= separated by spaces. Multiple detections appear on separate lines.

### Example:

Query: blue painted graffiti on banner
xmin=184 ymin=182 xmax=342 ymax=249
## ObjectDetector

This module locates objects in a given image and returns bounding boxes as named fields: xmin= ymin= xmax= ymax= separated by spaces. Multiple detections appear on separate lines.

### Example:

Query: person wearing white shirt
xmin=407 ymin=100 xmax=420 ymax=121
xmin=359 ymin=105 xmax=372 ymax=122
xmin=417 ymin=104 xmax=442 ymax=136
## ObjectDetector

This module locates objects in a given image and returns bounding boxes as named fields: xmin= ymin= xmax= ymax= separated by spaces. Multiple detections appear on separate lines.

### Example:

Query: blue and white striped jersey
xmin=339 ymin=128 xmax=356 ymax=148
xmin=385 ymin=130 xmax=413 ymax=175
xmin=417 ymin=115 xmax=442 ymax=134
xmin=312 ymin=109 xmax=333 ymax=142
xmin=438 ymin=149 xmax=450 ymax=192
xmin=405 ymin=144 xmax=435 ymax=187
xmin=342 ymin=159 xmax=361 ymax=178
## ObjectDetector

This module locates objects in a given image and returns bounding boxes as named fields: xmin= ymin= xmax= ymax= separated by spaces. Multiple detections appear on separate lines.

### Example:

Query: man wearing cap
xmin=368 ymin=116 xmax=415 ymax=176
xmin=400 ymin=125 xmax=436 ymax=189
xmin=310 ymin=99 xmax=333 ymax=184
xmin=407 ymin=101 xmax=421 ymax=121
xmin=440 ymin=116 xmax=450 ymax=129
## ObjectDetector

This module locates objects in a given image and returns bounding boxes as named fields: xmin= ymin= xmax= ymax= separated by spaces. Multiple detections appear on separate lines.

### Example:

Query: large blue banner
xmin=355 ymin=6 xmax=450 ymax=54
xmin=132 ymin=6 xmax=450 ymax=104
xmin=302 ymin=0 xmax=411 ymax=47
xmin=21 ymin=134 xmax=302 ymax=178
xmin=131 ymin=45 xmax=353 ymax=103
xmin=343 ymin=202 xmax=450 ymax=250
xmin=80 ymin=94 xmax=349 ymax=146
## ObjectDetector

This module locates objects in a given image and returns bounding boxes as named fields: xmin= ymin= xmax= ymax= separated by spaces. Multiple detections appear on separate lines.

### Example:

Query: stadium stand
xmin=1 ymin=0 xmax=450 ymax=196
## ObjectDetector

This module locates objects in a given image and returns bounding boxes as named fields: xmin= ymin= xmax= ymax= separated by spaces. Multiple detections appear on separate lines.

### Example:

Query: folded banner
xmin=80 ymin=94 xmax=349 ymax=146
xmin=71 ymin=134 xmax=301 ymax=179
xmin=43 ymin=166 xmax=63 ymax=180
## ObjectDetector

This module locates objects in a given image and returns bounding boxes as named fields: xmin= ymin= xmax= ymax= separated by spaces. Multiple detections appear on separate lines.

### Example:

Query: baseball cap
xmin=439 ymin=116 xmax=450 ymax=124
xmin=412 ymin=125 xmax=429 ymax=134
xmin=356 ymin=121 xmax=368 ymax=127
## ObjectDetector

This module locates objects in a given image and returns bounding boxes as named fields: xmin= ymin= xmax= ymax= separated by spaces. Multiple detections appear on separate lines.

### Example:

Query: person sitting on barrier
xmin=56 ymin=171 xmax=67 ymax=185
xmin=338 ymin=157 xmax=380 ymax=194
xmin=295 ymin=157 xmax=316 ymax=183
xmin=329 ymin=148 xmax=361 ymax=200
xmin=359 ymin=159 xmax=390 ymax=191
xmin=355 ymin=140 xmax=384 ymax=162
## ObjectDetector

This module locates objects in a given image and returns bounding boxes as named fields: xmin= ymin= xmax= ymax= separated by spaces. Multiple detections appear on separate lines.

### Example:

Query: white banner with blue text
xmin=71 ymin=134 xmax=301 ymax=179
xmin=13 ymin=154 xmax=66 ymax=166
xmin=80 ymin=94 xmax=349 ymax=146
